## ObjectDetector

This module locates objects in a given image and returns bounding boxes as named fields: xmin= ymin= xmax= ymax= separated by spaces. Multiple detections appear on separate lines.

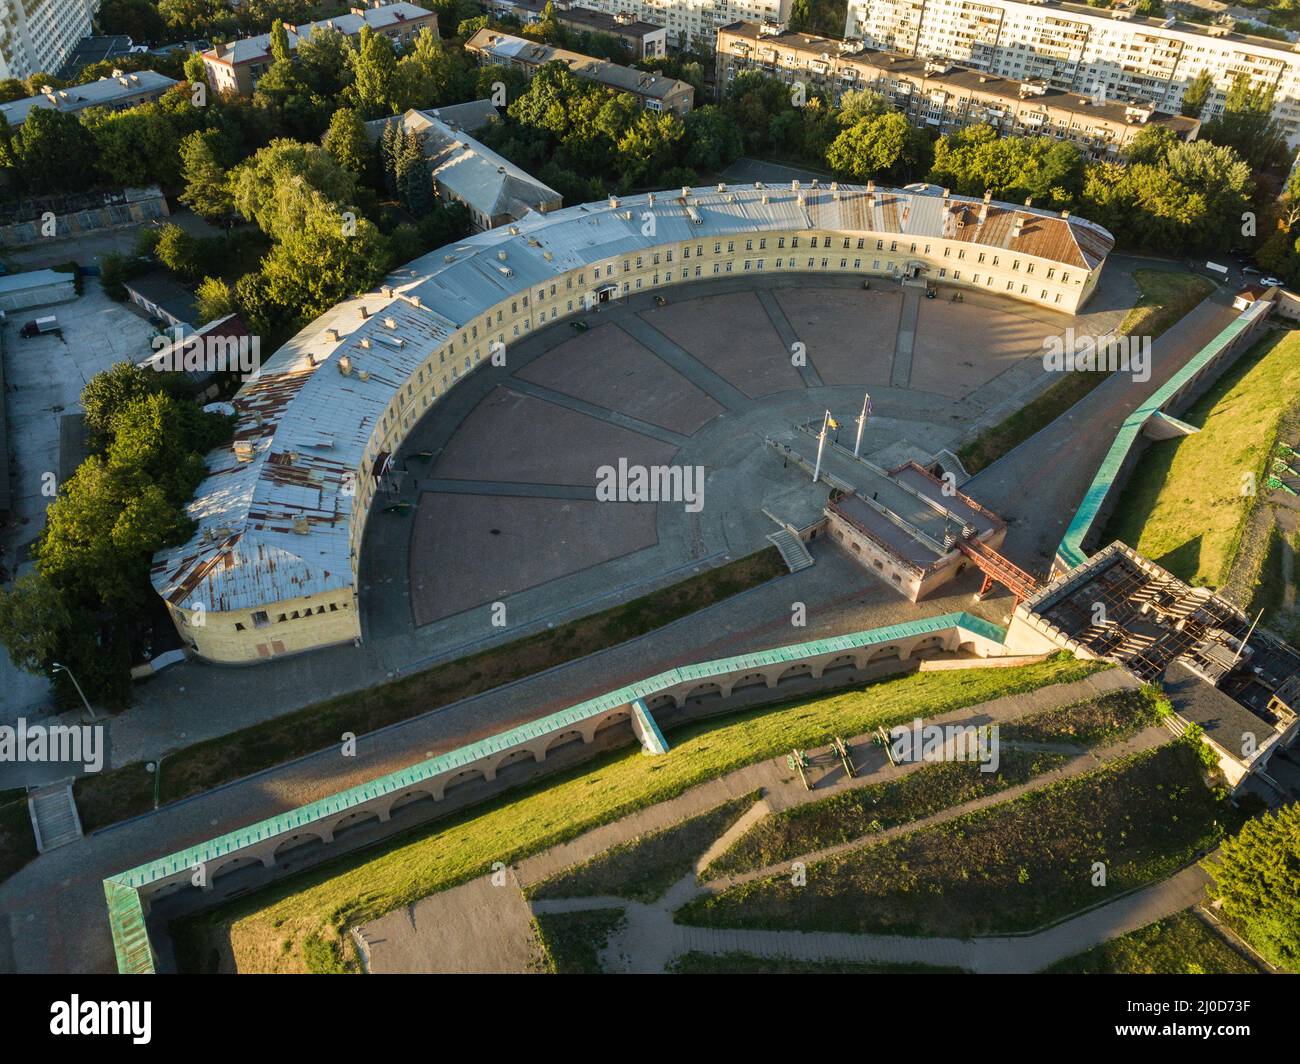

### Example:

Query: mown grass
xmin=667 ymin=951 xmax=964 ymax=974
xmin=169 ymin=654 xmax=1103 ymax=973
xmin=75 ymin=547 xmax=787 ymax=831
xmin=533 ymin=909 xmax=626 ymax=974
xmin=527 ymin=793 xmax=758 ymax=903
xmin=707 ymin=687 xmax=1161 ymax=878
xmin=1102 ymin=328 xmax=1300 ymax=587
xmin=678 ymin=740 xmax=1236 ymax=937
xmin=958 ymin=270 xmax=1214 ymax=474
xmin=1046 ymin=909 xmax=1262 ymax=974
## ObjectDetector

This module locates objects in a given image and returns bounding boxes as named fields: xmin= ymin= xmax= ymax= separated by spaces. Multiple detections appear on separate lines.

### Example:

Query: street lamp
xmin=51 ymin=662 xmax=98 ymax=721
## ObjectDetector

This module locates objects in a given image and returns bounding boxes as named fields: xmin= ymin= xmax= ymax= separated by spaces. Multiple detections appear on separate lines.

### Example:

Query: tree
xmin=788 ymin=0 xmax=813 ymax=32
xmin=84 ymin=103 xmax=184 ymax=188
xmin=1180 ymin=69 xmax=1214 ymax=118
xmin=94 ymin=0 xmax=169 ymax=42
xmin=682 ymin=105 xmax=743 ymax=173
xmin=1201 ymin=74 xmax=1287 ymax=170
xmin=270 ymin=19 xmax=292 ymax=64
xmin=395 ymin=130 xmax=434 ymax=214
xmin=395 ymin=28 xmax=476 ymax=110
xmin=195 ymin=276 xmax=237 ymax=323
xmin=323 ymin=107 xmax=371 ymax=175
xmin=296 ymin=25 xmax=355 ymax=97
xmin=80 ymin=362 xmax=166 ymax=444
xmin=154 ymin=223 xmax=208 ymax=279
xmin=349 ymin=24 xmax=399 ymax=118
xmin=827 ymin=112 xmax=931 ymax=183
xmin=1207 ymin=803 xmax=1300 ymax=970
xmin=8 ymin=108 xmax=97 ymax=192
xmin=259 ymin=185 xmax=390 ymax=324
xmin=179 ymin=129 xmax=236 ymax=223
xmin=230 ymin=138 xmax=359 ymax=240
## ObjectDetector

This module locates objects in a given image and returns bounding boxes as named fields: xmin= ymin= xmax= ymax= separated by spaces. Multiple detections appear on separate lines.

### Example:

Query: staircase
xmin=768 ymin=528 xmax=814 ymax=573
xmin=28 ymin=782 xmax=82 ymax=853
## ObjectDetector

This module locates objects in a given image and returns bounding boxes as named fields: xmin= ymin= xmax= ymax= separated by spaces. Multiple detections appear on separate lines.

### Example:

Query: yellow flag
xmin=827 ymin=416 xmax=840 ymax=429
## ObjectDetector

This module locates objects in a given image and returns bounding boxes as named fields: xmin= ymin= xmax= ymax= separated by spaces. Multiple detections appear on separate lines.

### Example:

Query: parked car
xmin=653 ymin=295 xmax=666 ymax=306
xmin=1262 ymin=276 xmax=1285 ymax=288
xmin=570 ymin=320 xmax=589 ymax=332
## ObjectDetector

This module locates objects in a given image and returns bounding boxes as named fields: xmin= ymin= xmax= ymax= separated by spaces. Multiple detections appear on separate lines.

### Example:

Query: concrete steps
xmin=768 ymin=528 xmax=814 ymax=573
xmin=28 ymin=782 xmax=82 ymax=853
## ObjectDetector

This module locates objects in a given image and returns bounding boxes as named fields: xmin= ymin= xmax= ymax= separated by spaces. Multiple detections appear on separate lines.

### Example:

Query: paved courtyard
xmin=395 ymin=273 xmax=1082 ymax=641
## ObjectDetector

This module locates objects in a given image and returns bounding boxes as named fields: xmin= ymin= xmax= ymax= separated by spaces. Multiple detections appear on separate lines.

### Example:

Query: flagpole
xmin=853 ymin=391 xmax=870 ymax=458
xmin=813 ymin=410 xmax=829 ymax=485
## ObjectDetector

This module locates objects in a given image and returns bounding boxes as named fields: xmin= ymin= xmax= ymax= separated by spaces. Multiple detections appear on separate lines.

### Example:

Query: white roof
xmin=0 ymin=71 xmax=178 ymax=125
xmin=0 ymin=268 xmax=77 ymax=294
xmin=152 ymin=183 xmax=1113 ymax=613
xmin=204 ymin=3 xmax=432 ymax=66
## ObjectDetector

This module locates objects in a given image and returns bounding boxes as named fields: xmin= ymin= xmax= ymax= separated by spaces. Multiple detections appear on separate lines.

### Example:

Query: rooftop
xmin=721 ymin=23 xmax=1200 ymax=133
xmin=466 ymin=29 xmax=691 ymax=101
xmin=0 ymin=71 xmax=179 ymax=126
xmin=203 ymin=3 xmax=433 ymax=67
xmin=363 ymin=108 xmax=559 ymax=219
xmin=151 ymin=184 xmax=1113 ymax=613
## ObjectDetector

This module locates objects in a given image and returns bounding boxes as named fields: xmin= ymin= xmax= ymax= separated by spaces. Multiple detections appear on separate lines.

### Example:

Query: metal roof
xmin=152 ymin=184 xmax=1113 ymax=613
xmin=0 ymin=71 xmax=178 ymax=125
xmin=466 ymin=29 xmax=692 ymax=101
xmin=203 ymin=3 xmax=433 ymax=67
xmin=363 ymin=109 xmax=560 ymax=220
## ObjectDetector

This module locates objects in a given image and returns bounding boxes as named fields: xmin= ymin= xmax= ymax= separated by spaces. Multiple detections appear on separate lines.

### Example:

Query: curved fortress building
xmin=150 ymin=182 xmax=1114 ymax=664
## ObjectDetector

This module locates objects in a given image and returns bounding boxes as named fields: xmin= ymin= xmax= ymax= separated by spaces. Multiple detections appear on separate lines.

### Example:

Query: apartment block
xmin=717 ymin=22 xmax=1200 ymax=159
xmin=201 ymin=2 xmax=438 ymax=96
xmin=563 ymin=0 xmax=794 ymax=50
xmin=487 ymin=1 xmax=669 ymax=59
xmin=466 ymin=28 xmax=695 ymax=113
xmin=0 ymin=0 xmax=97 ymax=81
xmin=843 ymin=0 xmax=1300 ymax=145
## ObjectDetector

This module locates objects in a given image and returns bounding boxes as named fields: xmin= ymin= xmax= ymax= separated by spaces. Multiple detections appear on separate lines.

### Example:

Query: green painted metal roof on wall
xmin=102 ymin=610 xmax=1004 ymax=971
xmin=1057 ymin=302 xmax=1268 ymax=570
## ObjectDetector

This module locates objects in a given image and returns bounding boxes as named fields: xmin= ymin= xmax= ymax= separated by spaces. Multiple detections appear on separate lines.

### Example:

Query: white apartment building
xmin=0 ymin=0 xmax=98 ymax=81
xmin=844 ymin=0 xmax=1300 ymax=145
xmin=573 ymin=0 xmax=793 ymax=50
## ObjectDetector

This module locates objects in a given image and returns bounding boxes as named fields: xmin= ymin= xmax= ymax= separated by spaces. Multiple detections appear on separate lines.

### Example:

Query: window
xmin=252 ymin=611 xmax=270 ymax=629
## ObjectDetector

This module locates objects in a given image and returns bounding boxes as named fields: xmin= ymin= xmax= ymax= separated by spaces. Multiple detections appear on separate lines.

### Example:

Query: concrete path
xmin=889 ymin=285 xmax=921 ymax=387
xmin=525 ymin=720 xmax=1206 ymax=974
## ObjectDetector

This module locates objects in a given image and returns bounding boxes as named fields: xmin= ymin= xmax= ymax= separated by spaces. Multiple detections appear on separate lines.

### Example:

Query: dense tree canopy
xmin=1208 ymin=803 xmax=1300 ymax=970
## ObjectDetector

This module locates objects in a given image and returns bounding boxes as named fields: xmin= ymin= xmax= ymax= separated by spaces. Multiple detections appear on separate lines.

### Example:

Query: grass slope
xmin=533 ymin=909 xmax=626 ymax=974
xmin=1103 ymin=328 xmax=1300 ymax=587
xmin=527 ymin=793 xmax=758 ymax=903
xmin=678 ymin=740 xmax=1235 ymax=937
xmin=170 ymin=654 xmax=1102 ymax=973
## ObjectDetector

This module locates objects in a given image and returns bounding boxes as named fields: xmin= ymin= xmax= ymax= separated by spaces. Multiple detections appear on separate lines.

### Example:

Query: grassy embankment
xmin=170 ymin=654 xmax=1104 ymax=973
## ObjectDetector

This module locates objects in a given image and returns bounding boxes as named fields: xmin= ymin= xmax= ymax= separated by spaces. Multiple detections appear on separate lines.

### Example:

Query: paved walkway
xmin=522 ymin=719 xmax=1207 ymax=974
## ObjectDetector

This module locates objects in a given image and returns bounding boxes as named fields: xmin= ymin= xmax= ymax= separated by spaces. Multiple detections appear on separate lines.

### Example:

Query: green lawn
xmin=958 ymin=270 xmax=1213 ymax=474
xmin=533 ymin=909 xmax=626 ymax=974
xmin=678 ymin=740 xmax=1235 ymax=937
xmin=667 ymin=952 xmax=964 ymax=974
xmin=169 ymin=654 xmax=1102 ymax=973
xmin=527 ymin=793 xmax=758 ymax=903
xmin=1103 ymin=328 xmax=1300 ymax=587
xmin=1047 ymin=909 xmax=1262 ymax=974
xmin=706 ymin=688 xmax=1162 ymax=878
xmin=76 ymin=547 xmax=786 ymax=831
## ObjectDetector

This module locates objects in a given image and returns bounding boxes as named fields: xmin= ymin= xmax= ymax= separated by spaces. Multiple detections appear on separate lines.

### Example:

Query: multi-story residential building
xmin=717 ymin=22 xmax=1199 ymax=159
xmin=465 ymin=27 xmax=695 ymax=113
xmin=487 ymin=1 xmax=669 ymax=59
xmin=364 ymin=107 xmax=562 ymax=231
xmin=569 ymin=0 xmax=793 ymax=50
xmin=0 ymin=0 xmax=98 ymax=81
xmin=843 ymin=0 xmax=1300 ymax=146
xmin=200 ymin=2 xmax=437 ymax=96
xmin=0 ymin=69 xmax=179 ymax=127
